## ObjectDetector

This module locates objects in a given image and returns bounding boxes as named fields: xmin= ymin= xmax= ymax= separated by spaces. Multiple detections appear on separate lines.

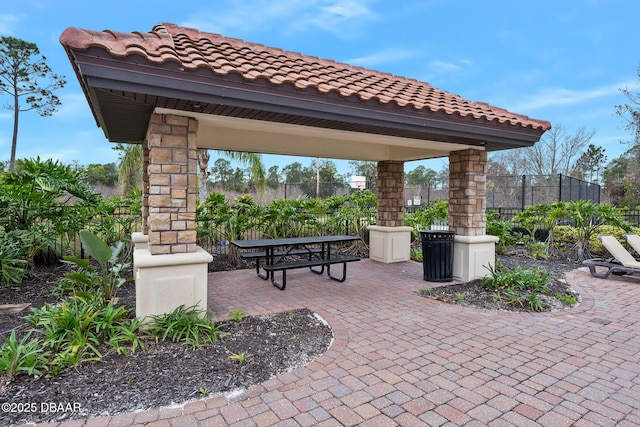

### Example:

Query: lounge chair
xmin=623 ymin=233 xmax=640 ymax=256
xmin=583 ymin=234 xmax=640 ymax=279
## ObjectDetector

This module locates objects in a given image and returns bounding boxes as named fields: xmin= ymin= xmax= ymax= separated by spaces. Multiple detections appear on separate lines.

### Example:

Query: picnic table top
xmin=230 ymin=235 xmax=360 ymax=249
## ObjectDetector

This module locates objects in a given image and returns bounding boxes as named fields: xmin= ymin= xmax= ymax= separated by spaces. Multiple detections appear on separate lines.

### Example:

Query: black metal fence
xmin=487 ymin=174 xmax=600 ymax=210
xmin=285 ymin=174 xmax=600 ymax=209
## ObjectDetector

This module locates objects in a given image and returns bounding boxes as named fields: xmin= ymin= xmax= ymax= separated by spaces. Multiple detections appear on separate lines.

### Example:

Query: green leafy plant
xmin=144 ymin=304 xmax=226 ymax=349
xmin=453 ymin=292 xmax=464 ymax=302
xmin=227 ymin=350 xmax=248 ymax=363
xmin=404 ymin=200 xmax=449 ymax=239
xmin=486 ymin=210 xmax=517 ymax=255
xmin=419 ymin=288 xmax=432 ymax=296
xmin=63 ymin=229 xmax=130 ymax=302
xmin=556 ymin=292 xmax=578 ymax=306
xmin=565 ymin=200 xmax=629 ymax=260
xmin=0 ymin=331 xmax=50 ymax=379
xmin=482 ymin=262 xmax=549 ymax=294
xmin=228 ymin=309 xmax=246 ymax=322
xmin=0 ymin=230 xmax=30 ymax=286
xmin=0 ymin=158 xmax=100 ymax=265
xmin=527 ymin=293 xmax=546 ymax=311
xmin=24 ymin=293 xmax=142 ymax=375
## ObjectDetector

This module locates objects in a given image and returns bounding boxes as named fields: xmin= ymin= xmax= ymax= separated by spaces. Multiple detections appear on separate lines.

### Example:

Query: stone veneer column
xmin=376 ymin=161 xmax=405 ymax=226
xmin=368 ymin=160 xmax=412 ymax=263
xmin=134 ymin=113 xmax=212 ymax=320
xmin=146 ymin=114 xmax=198 ymax=255
xmin=448 ymin=148 xmax=498 ymax=281
xmin=448 ymin=149 xmax=487 ymax=236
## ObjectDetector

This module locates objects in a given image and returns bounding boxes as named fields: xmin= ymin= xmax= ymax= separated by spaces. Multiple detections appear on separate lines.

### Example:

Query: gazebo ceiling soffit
xmin=60 ymin=23 xmax=551 ymax=162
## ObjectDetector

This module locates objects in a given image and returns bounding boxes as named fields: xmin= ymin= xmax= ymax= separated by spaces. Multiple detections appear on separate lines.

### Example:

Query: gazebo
xmin=60 ymin=23 xmax=551 ymax=318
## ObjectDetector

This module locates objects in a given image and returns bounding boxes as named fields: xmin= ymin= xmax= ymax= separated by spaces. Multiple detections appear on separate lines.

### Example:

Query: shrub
xmin=23 ymin=294 xmax=143 ymax=376
xmin=144 ymin=305 xmax=226 ymax=349
xmin=0 ymin=331 xmax=50 ymax=379
xmin=482 ymin=262 xmax=549 ymax=294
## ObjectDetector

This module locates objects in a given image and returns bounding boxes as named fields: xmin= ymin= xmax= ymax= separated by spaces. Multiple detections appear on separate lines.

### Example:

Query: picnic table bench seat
xmin=241 ymin=248 xmax=323 ymax=277
xmin=263 ymin=256 xmax=361 ymax=290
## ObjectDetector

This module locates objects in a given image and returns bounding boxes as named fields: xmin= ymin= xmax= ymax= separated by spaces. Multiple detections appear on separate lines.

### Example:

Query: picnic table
xmin=230 ymin=235 xmax=361 ymax=290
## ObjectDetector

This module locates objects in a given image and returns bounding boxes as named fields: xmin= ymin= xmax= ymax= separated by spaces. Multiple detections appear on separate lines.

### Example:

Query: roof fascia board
xmin=78 ymin=59 xmax=541 ymax=148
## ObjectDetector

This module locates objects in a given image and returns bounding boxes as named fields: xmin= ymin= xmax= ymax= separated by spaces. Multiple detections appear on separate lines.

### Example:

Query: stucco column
xmin=134 ymin=113 xmax=211 ymax=320
xmin=141 ymin=141 xmax=150 ymax=235
xmin=448 ymin=149 xmax=498 ymax=281
xmin=368 ymin=160 xmax=412 ymax=263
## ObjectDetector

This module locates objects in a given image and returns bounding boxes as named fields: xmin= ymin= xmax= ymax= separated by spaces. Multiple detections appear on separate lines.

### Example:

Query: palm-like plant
xmin=565 ymin=200 xmax=629 ymax=260
xmin=116 ymin=144 xmax=265 ymax=203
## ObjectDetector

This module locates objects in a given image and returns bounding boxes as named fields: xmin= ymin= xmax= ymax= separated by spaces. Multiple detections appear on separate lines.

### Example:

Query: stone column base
xmin=132 ymin=232 xmax=149 ymax=250
xmin=453 ymin=235 xmax=499 ymax=282
xmin=134 ymin=246 xmax=213 ymax=320
xmin=368 ymin=225 xmax=413 ymax=263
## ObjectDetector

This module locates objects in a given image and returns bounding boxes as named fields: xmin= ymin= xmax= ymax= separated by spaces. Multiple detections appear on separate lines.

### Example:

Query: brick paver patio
xmin=19 ymin=259 xmax=640 ymax=426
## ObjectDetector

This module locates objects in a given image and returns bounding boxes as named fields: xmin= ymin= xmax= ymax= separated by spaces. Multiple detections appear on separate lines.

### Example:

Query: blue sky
xmin=1 ymin=0 xmax=639 ymax=176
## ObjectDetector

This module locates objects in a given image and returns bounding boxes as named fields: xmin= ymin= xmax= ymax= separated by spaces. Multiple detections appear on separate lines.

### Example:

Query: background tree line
xmin=2 ymin=34 xmax=640 ymax=209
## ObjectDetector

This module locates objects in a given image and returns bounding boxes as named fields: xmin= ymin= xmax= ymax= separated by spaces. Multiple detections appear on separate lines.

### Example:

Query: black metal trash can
xmin=420 ymin=230 xmax=455 ymax=282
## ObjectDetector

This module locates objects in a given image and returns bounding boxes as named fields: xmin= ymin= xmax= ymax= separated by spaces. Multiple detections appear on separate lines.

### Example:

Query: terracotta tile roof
xmin=60 ymin=23 xmax=550 ymax=132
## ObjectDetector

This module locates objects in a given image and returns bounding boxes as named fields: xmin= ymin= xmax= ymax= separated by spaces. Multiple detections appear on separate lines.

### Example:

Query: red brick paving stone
xmin=357 ymin=414 xmax=397 ymax=426
xmin=266 ymin=398 xmax=299 ymax=420
xmin=106 ymin=412 xmax=137 ymax=426
xmin=353 ymin=402 xmax=382 ymax=419
xmin=56 ymin=421 xmax=85 ymax=427
xmin=182 ymin=400 xmax=207 ymax=415
xmin=537 ymin=410 xmax=579 ymax=427
xmin=433 ymin=403 xmax=472 ymax=425
xmin=293 ymin=412 xmax=319 ymax=427
xmin=394 ymin=412 xmax=427 ymax=427
xmin=498 ymin=411 xmax=543 ymax=427
xmin=132 ymin=409 xmax=160 ymax=424
xmin=166 ymin=414 xmax=198 ymax=426
xmin=220 ymin=404 xmax=251 ymax=425
xmin=144 ymin=421 xmax=172 ymax=427
xmin=195 ymin=409 xmax=227 ymax=421
xmin=251 ymin=410 xmax=279 ymax=427
xmin=466 ymin=403 xmax=503 ymax=424
xmin=198 ymin=415 xmax=228 ymax=427
xmin=83 ymin=418 xmax=111 ymax=427
xmin=327 ymin=405 xmax=364 ymax=426
xmin=513 ymin=403 xmax=544 ymax=421
xmin=487 ymin=394 xmax=520 ymax=412
xmin=418 ymin=410 xmax=449 ymax=426
xmin=314 ymin=419 xmax=344 ymax=427
xmin=291 ymin=396 xmax=318 ymax=413
xmin=365 ymin=382 xmax=397 ymax=399
xmin=340 ymin=390 xmax=374 ymax=408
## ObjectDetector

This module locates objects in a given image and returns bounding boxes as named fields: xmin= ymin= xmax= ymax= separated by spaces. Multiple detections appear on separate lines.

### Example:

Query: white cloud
xmin=299 ymin=0 xmax=377 ymax=36
xmin=0 ymin=13 xmax=20 ymax=35
xmin=347 ymin=49 xmax=419 ymax=68
xmin=182 ymin=0 xmax=376 ymax=38
xmin=508 ymin=81 xmax=636 ymax=112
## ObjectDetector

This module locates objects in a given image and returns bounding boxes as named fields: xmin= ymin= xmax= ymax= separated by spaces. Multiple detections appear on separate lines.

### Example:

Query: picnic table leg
xmin=271 ymin=270 xmax=286 ymax=290
xmin=255 ymin=256 xmax=269 ymax=280
xmin=327 ymin=262 xmax=349 ymax=282
xmin=309 ymin=243 xmax=325 ymax=275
